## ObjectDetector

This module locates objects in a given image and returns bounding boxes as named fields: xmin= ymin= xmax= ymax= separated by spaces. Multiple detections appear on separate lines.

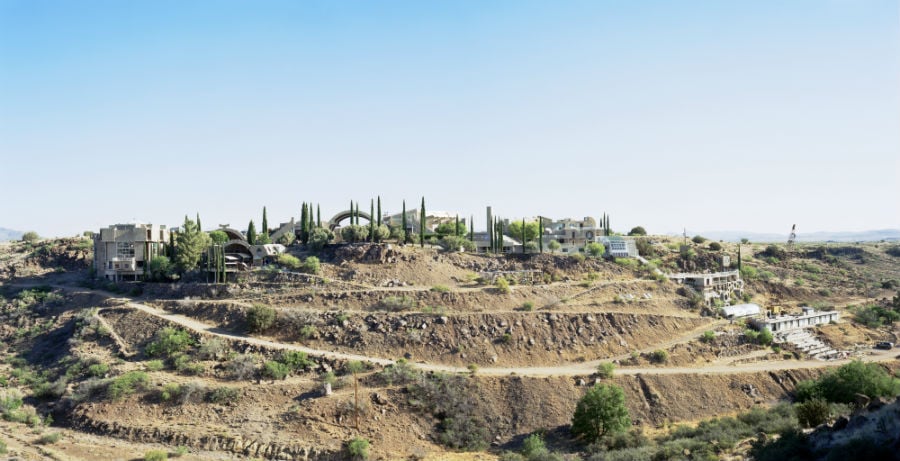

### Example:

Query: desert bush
xmin=691 ymin=235 xmax=706 ymax=244
xmin=160 ymin=382 xmax=206 ymax=404
xmin=262 ymin=361 xmax=290 ymax=380
xmin=307 ymin=227 xmax=334 ymax=250
xmin=21 ymin=231 xmax=39 ymax=243
xmin=570 ymin=252 xmax=586 ymax=263
xmin=145 ymin=359 xmax=165 ymax=372
xmin=107 ymin=371 xmax=150 ymax=401
xmin=276 ymin=253 xmax=301 ymax=269
xmin=708 ymin=242 xmax=722 ymax=251
xmin=853 ymin=304 xmax=899 ymax=328
xmin=521 ymin=301 xmax=534 ymax=311
xmin=87 ymin=362 xmax=109 ymax=377
xmin=346 ymin=437 xmax=370 ymax=460
xmin=206 ymin=386 xmax=240 ymax=405
xmin=300 ymin=256 xmax=320 ymax=274
xmin=794 ymin=399 xmax=830 ymax=427
xmin=597 ymin=362 xmax=615 ymax=379
xmin=0 ymin=439 xmax=6 ymax=454
xmin=340 ymin=225 xmax=369 ymax=243
xmin=407 ymin=372 xmax=488 ymax=450
xmin=377 ymin=359 xmax=417 ymax=385
xmin=278 ymin=350 xmax=313 ymax=371
xmin=0 ymin=389 xmax=24 ymax=419
xmin=431 ymin=285 xmax=450 ymax=293
xmin=144 ymin=450 xmax=168 ymax=461
xmin=197 ymin=338 xmax=227 ymax=360
xmin=298 ymin=324 xmax=318 ymax=340
xmin=614 ymin=258 xmax=638 ymax=269
xmin=439 ymin=235 xmax=475 ymax=252
xmin=226 ymin=354 xmax=257 ymax=380
xmin=145 ymin=328 xmax=194 ymax=358
xmin=38 ymin=432 xmax=61 ymax=444
xmin=246 ymin=304 xmax=276 ymax=333
xmin=648 ymin=350 xmax=668 ymax=364
xmin=700 ymin=330 xmax=715 ymax=343
xmin=740 ymin=266 xmax=759 ymax=280
xmin=376 ymin=296 xmax=417 ymax=312
xmin=495 ymin=277 xmax=510 ymax=294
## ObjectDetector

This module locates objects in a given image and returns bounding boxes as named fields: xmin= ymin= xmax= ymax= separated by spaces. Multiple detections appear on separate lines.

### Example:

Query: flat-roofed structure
xmin=668 ymin=270 xmax=744 ymax=306
xmin=93 ymin=223 xmax=170 ymax=281
xmin=722 ymin=303 xmax=761 ymax=319
xmin=752 ymin=308 xmax=839 ymax=333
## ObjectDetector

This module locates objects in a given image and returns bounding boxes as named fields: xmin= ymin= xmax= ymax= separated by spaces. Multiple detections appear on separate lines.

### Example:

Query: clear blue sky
xmin=2 ymin=0 xmax=898 ymax=237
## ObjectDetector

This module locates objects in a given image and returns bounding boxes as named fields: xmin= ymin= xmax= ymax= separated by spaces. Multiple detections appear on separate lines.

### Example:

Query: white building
xmin=93 ymin=223 xmax=171 ymax=281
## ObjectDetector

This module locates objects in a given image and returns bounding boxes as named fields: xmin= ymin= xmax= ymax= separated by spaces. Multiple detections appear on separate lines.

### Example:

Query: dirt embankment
xmin=66 ymin=367 xmax=825 ymax=460
xmin=151 ymin=300 xmax=712 ymax=366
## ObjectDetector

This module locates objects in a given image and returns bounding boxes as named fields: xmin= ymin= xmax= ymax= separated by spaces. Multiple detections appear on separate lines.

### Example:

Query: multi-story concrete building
xmin=93 ymin=223 xmax=171 ymax=281
xmin=668 ymin=270 xmax=744 ymax=306
xmin=541 ymin=217 xmax=601 ymax=253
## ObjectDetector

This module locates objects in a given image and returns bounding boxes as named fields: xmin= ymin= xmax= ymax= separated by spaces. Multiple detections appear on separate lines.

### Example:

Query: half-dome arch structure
xmin=328 ymin=210 xmax=372 ymax=231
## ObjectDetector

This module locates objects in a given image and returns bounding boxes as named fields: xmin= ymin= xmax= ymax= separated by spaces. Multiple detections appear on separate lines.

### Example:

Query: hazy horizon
xmin=2 ymin=1 xmax=898 ymax=238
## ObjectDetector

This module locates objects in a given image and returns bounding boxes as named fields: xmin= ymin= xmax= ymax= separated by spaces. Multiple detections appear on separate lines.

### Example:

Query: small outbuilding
xmin=722 ymin=303 xmax=761 ymax=319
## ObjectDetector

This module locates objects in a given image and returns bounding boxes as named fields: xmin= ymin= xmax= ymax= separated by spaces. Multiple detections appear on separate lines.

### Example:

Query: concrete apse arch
xmin=328 ymin=210 xmax=372 ymax=231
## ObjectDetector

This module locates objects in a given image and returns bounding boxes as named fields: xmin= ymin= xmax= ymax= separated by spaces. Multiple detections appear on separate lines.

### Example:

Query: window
xmin=116 ymin=242 xmax=135 ymax=259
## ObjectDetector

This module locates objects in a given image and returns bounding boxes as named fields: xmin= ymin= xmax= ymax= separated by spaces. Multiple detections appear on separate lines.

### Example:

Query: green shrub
xmin=145 ymin=360 xmax=165 ymax=372
xmin=206 ymin=386 xmax=240 ymax=405
xmin=0 ymin=439 xmax=6 ymax=454
xmin=521 ymin=433 xmax=546 ymax=457
xmin=262 ymin=361 xmax=290 ymax=380
xmin=298 ymin=324 xmax=318 ymax=340
xmin=439 ymin=235 xmax=476 ymax=252
xmin=301 ymin=256 xmax=321 ymax=274
xmin=38 ymin=432 xmax=61 ymax=444
xmin=740 ymin=266 xmax=759 ymax=280
xmin=700 ymin=330 xmax=715 ymax=343
xmin=691 ymin=235 xmax=706 ymax=244
xmin=495 ymin=277 xmax=510 ymax=294
xmin=571 ymin=383 xmax=630 ymax=443
xmin=521 ymin=301 xmax=534 ymax=311
xmin=795 ymin=399 xmax=830 ymax=427
xmin=279 ymin=350 xmax=313 ymax=371
xmin=107 ymin=371 xmax=150 ymax=401
xmin=649 ymin=350 xmax=668 ymax=364
xmin=145 ymin=328 xmax=194 ymax=358
xmin=307 ymin=227 xmax=334 ymax=251
xmin=173 ymin=446 xmax=189 ymax=457
xmin=197 ymin=338 xmax=227 ymax=360
xmin=597 ymin=362 xmax=615 ymax=379
xmin=570 ymin=253 xmax=586 ymax=263
xmin=246 ymin=304 xmax=276 ymax=333
xmin=708 ymin=241 xmax=722 ymax=251
xmin=144 ymin=449 xmax=168 ymax=461
xmin=377 ymin=359 xmax=417 ymax=386
xmin=346 ymin=437 xmax=370 ymax=460
xmin=377 ymin=296 xmax=417 ymax=311
xmin=276 ymin=253 xmax=301 ymax=269
xmin=431 ymin=285 xmax=450 ymax=293
xmin=87 ymin=363 xmax=109 ymax=377
xmin=586 ymin=242 xmax=605 ymax=258
xmin=21 ymin=231 xmax=39 ymax=243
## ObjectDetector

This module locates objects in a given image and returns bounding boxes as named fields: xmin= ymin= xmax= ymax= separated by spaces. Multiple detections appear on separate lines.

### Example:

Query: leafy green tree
xmin=708 ymin=241 xmax=723 ymax=251
xmin=817 ymin=360 xmax=900 ymax=403
xmin=373 ymin=224 xmax=390 ymax=242
xmin=247 ymin=220 xmax=257 ymax=245
xmin=571 ymin=383 xmax=630 ymax=443
xmin=21 ymin=231 xmax=39 ymax=243
xmin=585 ymin=242 xmax=605 ymax=258
xmin=341 ymin=225 xmax=369 ymax=243
xmin=255 ymin=233 xmax=272 ymax=245
xmin=308 ymin=227 xmax=334 ymax=251
xmin=174 ymin=216 xmax=211 ymax=272
xmin=506 ymin=220 xmax=541 ymax=243
xmin=439 ymin=236 xmax=475 ymax=252
xmin=692 ymin=235 xmax=707 ymax=244
xmin=435 ymin=221 xmax=467 ymax=237
xmin=246 ymin=304 xmax=276 ymax=333
xmin=147 ymin=256 xmax=175 ymax=282
xmin=628 ymin=226 xmax=646 ymax=236
xmin=795 ymin=399 xmax=830 ymax=428
xmin=548 ymin=240 xmax=561 ymax=252
xmin=209 ymin=230 xmax=228 ymax=245
xmin=277 ymin=232 xmax=296 ymax=246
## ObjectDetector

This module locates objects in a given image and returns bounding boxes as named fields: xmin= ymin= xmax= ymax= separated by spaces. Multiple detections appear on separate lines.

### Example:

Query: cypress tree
xmin=538 ymin=216 xmax=543 ymax=253
xmin=300 ymin=203 xmax=308 ymax=242
xmin=369 ymin=199 xmax=375 ymax=242
xmin=420 ymin=197 xmax=426 ymax=248
xmin=469 ymin=215 xmax=474 ymax=242
xmin=455 ymin=214 xmax=460 ymax=237
xmin=521 ymin=218 xmax=526 ymax=252
xmin=499 ymin=221 xmax=504 ymax=253
xmin=247 ymin=220 xmax=257 ymax=245
xmin=607 ymin=215 xmax=611 ymax=236
xmin=262 ymin=206 xmax=268 ymax=236
xmin=402 ymin=200 xmax=409 ymax=244
xmin=377 ymin=196 xmax=382 ymax=227
xmin=196 ymin=213 xmax=202 ymax=232
xmin=317 ymin=204 xmax=321 ymax=228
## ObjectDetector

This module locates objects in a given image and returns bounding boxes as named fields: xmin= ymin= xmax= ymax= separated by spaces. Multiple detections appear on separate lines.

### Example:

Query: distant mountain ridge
xmin=0 ymin=227 xmax=24 ymax=241
xmin=674 ymin=229 xmax=900 ymax=243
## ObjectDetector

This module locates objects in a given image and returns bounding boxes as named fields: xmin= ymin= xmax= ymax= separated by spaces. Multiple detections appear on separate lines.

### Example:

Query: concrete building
xmin=752 ymin=307 xmax=840 ymax=333
xmin=383 ymin=209 xmax=461 ymax=234
xmin=602 ymin=236 xmax=639 ymax=258
xmin=93 ymin=223 xmax=171 ymax=281
xmin=668 ymin=270 xmax=744 ymax=306
xmin=472 ymin=232 xmax=522 ymax=253
xmin=722 ymin=303 xmax=761 ymax=319
xmin=541 ymin=217 xmax=602 ymax=253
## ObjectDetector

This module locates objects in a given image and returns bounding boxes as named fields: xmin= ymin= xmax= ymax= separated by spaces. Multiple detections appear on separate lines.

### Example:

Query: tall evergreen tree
xmin=377 ymin=196 xmax=382 ymax=227
xmin=316 ymin=204 xmax=321 ymax=228
xmin=247 ymin=220 xmax=257 ymax=245
xmin=175 ymin=215 xmax=211 ymax=273
xmin=420 ymin=197 xmax=426 ymax=248
xmin=262 ymin=206 xmax=268 ymax=236
xmin=300 ymin=203 xmax=309 ymax=245
xmin=196 ymin=213 xmax=202 ymax=232
xmin=538 ymin=216 xmax=543 ymax=253
xmin=369 ymin=199 xmax=375 ymax=242
xmin=470 ymin=215 xmax=474 ymax=242
xmin=402 ymin=200 xmax=409 ymax=244
xmin=455 ymin=215 xmax=460 ymax=237
xmin=498 ymin=221 xmax=504 ymax=252
xmin=521 ymin=218 xmax=526 ymax=251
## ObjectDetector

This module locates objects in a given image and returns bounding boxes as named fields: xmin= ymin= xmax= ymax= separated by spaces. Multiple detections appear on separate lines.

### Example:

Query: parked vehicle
xmin=875 ymin=341 xmax=894 ymax=350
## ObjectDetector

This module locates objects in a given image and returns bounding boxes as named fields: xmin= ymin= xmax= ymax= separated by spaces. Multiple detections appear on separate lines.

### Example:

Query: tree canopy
xmin=571 ymin=383 xmax=630 ymax=443
xmin=174 ymin=216 xmax=211 ymax=272
xmin=506 ymin=220 xmax=541 ymax=243
xmin=628 ymin=226 xmax=647 ymax=236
